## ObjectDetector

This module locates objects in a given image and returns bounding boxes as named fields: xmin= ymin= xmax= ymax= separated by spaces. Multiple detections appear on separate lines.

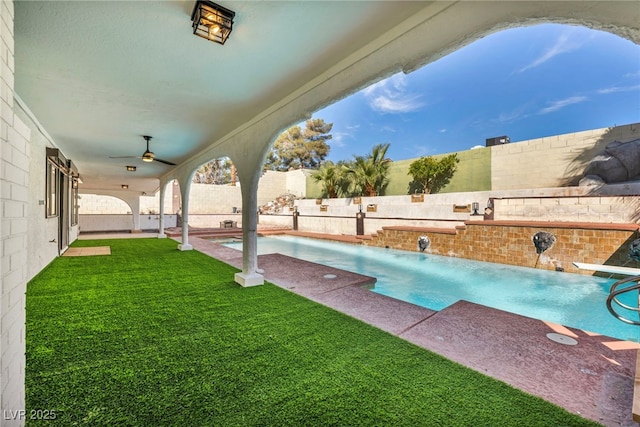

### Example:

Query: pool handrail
xmin=606 ymin=274 xmax=640 ymax=325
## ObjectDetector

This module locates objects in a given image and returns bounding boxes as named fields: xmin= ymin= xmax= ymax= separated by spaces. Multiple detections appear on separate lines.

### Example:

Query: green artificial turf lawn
xmin=26 ymin=238 xmax=599 ymax=426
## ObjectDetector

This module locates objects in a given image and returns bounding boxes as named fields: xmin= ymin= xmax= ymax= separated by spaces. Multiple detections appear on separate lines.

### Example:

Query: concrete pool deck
xmin=78 ymin=232 xmax=638 ymax=426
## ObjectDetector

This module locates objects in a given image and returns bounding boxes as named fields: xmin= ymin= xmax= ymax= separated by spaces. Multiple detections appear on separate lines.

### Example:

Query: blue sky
xmin=314 ymin=23 xmax=640 ymax=162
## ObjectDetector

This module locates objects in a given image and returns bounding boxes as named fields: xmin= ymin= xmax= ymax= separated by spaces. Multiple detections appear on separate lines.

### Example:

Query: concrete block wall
xmin=0 ymin=1 xmax=26 ymax=424
xmin=185 ymin=214 xmax=242 ymax=228
xmin=189 ymin=184 xmax=242 ymax=214
xmin=139 ymin=190 xmax=173 ymax=214
xmin=79 ymin=194 xmax=131 ymax=214
xmin=78 ymin=214 xmax=178 ymax=233
xmin=255 ymin=182 xmax=640 ymax=240
xmin=187 ymin=170 xmax=304 ymax=214
xmin=79 ymin=188 xmax=175 ymax=215
xmin=78 ymin=214 xmax=134 ymax=232
xmin=494 ymin=196 xmax=640 ymax=223
xmin=286 ymin=186 xmax=640 ymax=235
xmin=364 ymin=222 xmax=639 ymax=276
xmin=491 ymin=124 xmax=640 ymax=190
xmin=296 ymin=215 xmax=354 ymax=235
xmin=284 ymin=169 xmax=309 ymax=198
xmin=257 ymin=170 xmax=287 ymax=204
xmin=139 ymin=214 xmax=177 ymax=230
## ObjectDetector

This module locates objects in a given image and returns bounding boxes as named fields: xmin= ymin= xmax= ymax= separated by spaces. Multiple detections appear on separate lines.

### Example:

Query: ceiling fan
xmin=110 ymin=135 xmax=176 ymax=165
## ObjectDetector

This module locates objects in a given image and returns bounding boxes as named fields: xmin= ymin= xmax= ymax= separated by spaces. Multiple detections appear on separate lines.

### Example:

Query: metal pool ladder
xmin=607 ymin=274 xmax=640 ymax=325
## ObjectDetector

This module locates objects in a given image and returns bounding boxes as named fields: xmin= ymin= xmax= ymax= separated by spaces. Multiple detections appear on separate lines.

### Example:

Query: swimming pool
xmin=222 ymin=235 xmax=639 ymax=342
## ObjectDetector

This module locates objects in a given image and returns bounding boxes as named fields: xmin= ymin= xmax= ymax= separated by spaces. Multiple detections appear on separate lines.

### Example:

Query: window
xmin=46 ymin=160 xmax=59 ymax=218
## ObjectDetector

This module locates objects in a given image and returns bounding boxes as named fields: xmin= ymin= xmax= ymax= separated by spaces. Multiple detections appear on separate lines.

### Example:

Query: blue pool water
xmin=222 ymin=235 xmax=639 ymax=342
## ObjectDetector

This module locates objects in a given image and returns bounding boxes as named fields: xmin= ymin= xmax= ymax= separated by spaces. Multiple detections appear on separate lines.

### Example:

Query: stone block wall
xmin=364 ymin=221 xmax=639 ymax=275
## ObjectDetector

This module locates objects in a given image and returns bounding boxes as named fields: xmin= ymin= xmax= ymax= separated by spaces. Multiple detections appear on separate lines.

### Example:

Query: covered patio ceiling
xmin=15 ymin=1 xmax=639 ymax=195
xmin=15 ymin=1 xmax=427 ymax=193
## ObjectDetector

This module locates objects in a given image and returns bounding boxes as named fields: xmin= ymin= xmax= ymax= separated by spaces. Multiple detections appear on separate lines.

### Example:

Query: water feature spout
xmin=418 ymin=235 xmax=430 ymax=252
xmin=533 ymin=231 xmax=556 ymax=268
xmin=533 ymin=231 xmax=556 ymax=254
xmin=629 ymin=238 xmax=640 ymax=262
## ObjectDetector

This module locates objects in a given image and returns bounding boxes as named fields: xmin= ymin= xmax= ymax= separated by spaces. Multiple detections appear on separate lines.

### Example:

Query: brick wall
xmin=0 ymin=1 xmax=27 ymax=424
xmin=364 ymin=222 xmax=639 ymax=275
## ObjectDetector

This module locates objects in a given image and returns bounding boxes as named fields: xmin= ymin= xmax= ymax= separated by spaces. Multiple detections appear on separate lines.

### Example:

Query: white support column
xmin=177 ymin=177 xmax=193 ymax=251
xmin=131 ymin=196 xmax=141 ymax=233
xmin=234 ymin=168 xmax=264 ymax=287
xmin=157 ymin=181 xmax=167 ymax=238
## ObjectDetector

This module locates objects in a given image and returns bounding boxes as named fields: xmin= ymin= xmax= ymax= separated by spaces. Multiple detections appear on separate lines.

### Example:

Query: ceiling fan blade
xmin=110 ymin=136 xmax=175 ymax=165
xmin=154 ymin=158 xmax=176 ymax=166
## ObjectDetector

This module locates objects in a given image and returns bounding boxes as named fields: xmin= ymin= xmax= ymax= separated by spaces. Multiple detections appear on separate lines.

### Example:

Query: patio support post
xmin=234 ymin=166 xmax=264 ymax=287
xmin=158 ymin=181 xmax=167 ymax=238
xmin=130 ymin=196 xmax=141 ymax=233
xmin=177 ymin=177 xmax=193 ymax=251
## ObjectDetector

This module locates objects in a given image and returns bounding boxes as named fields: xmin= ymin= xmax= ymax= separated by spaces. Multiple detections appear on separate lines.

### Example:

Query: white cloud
xmin=363 ymin=74 xmax=424 ymax=113
xmin=597 ymin=84 xmax=640 ymax=94
xmin=538 ymin=96 xmax=588 ymax=114
xmin=439 ymin=128 xmax=447 ymax=133
xmin=518 ymin=32 xmax=582 ymax=73
xmin=411 ymin=145 xmax=434 ymax=157
xmin=330 ymin=132 xmax=348 ymax=148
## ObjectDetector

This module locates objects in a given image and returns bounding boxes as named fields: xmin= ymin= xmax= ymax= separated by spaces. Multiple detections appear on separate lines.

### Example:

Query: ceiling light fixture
xmin=126 ymin=165 xmax=136 ymax=172
xmin=121 ymin=184 xmax=129 ymax=189
xmin=142 ymin=135 xmax=155 ymax=162
xmin=191 ymin=1 xmax=235 ymax=45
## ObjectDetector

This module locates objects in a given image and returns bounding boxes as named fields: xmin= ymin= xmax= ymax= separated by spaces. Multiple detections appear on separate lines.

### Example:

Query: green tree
xmin=193 ymin=158 xmax=234 ymax=184
xmin=345 ymin=143 xmax=392 ymax=197
xmin=265 ymin=118 xmax=333 ymax=171
xmin=311 ymin=161 xmax=349 ymax=198
xmin=407 ymin=153 xmax=459 ymax=194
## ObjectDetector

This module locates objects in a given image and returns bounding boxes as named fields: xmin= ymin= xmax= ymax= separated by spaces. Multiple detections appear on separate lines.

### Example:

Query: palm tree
xmin=346 ymin=143 xmax=391 ymax=197
xmin=311 ymin=161 xmax=348 ymax=198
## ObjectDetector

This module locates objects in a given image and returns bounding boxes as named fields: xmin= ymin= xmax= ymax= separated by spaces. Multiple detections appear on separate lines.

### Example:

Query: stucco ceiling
xmin=15 ymin=1 xmax=428 ymax=193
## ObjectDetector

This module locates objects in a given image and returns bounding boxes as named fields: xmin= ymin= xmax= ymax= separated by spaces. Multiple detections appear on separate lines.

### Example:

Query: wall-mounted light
xmin=472 ymin=202 xmax=480 ymax=215
xmin=121 ymin=184 xmax=129 ymax=189
xmin=191 ymin=1 xmax=235 ymax=45
xmin=126 ymin=165 xmax=136 ymax=172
